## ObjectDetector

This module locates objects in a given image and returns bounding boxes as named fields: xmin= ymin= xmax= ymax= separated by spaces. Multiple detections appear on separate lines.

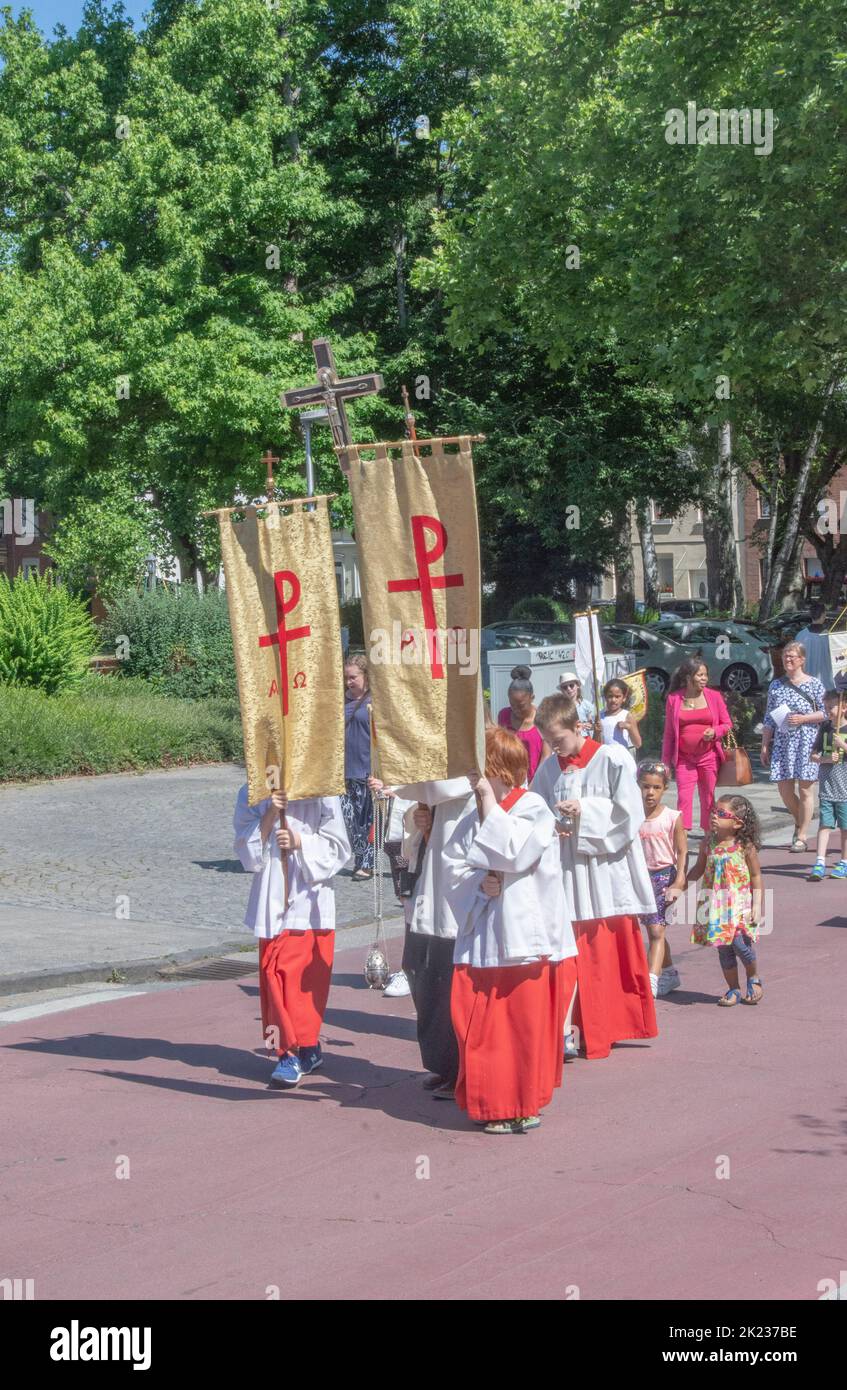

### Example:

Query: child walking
xmin=446 ymin=727 xmax=578 ymax=1134
xmin=687 ymin=794 xmax=764 ymax=1006
xmin=234 ymin=785 xmax=352 ymax=1087
xmin=636 ymin=760 xmax=687 ymax=998
xmin=599 ymin=678 xmax=642 ymax=753
xmin=808 ymin=689 xmax=847 ymax=880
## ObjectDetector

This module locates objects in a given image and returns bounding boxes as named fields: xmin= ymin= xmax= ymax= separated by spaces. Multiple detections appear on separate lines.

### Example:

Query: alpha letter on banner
xmin=218 ymin=497 xmax=345 ymax=805
xmin=341 ymin=437 xmax=484 ymax=783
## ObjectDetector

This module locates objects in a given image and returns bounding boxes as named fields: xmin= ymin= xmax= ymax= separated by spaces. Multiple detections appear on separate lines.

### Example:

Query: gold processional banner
xmin=218 ymin=496 xmax=345 ymax=806
xmin=624 ymin=667 xmax=649 ymax=723
xmin=341 ymin=437 xmax=485 ymax=785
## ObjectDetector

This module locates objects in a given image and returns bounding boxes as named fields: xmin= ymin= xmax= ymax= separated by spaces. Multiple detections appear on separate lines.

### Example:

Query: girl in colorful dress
xmin=497 ymin=665 xmax=551 ymax=781
xmin=686 ymin=794 xmax=764 ymax=1006
xmin=599 ymin=678 xmax=642 ymax=753
xmin=636 ymin=760 xmax=687 ymax=998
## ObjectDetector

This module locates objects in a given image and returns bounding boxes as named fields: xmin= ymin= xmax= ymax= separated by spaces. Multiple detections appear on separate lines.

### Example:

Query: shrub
xmin=0 ymin=572 xmax=99 ymax=694
xmin=508 ymin=595 xmax=570 ymax=622
xmin=0 ymin=676 xmax=243 ymax=781
xmin=100 ymin=586 xmax=237 ymax=699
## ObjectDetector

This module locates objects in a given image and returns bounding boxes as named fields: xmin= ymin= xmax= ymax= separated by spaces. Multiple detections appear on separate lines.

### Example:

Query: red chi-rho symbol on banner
xmin=259 ymin=570 xmax=311 ymax=715
xmin=387 ymin=515 xmax=464 ymax=679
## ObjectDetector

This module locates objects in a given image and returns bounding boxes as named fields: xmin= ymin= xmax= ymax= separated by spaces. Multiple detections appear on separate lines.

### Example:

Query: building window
xmin=657 ymin=555 xmax=675 ymax=593
xmin=757 ymin=493 xmax=771 ymax=519
xmin=334 ymin=563 xmax=344 ymax=603
xmin=22 ymin=558 xmax=40 ymax=579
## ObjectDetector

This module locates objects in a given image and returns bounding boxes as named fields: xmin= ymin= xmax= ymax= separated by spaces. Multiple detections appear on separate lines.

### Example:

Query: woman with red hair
xmin=445 ymin=727 xmax=578 ymax=1134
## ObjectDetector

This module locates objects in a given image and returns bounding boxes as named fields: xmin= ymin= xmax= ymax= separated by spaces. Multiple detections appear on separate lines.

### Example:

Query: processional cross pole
xmin=281 ymin=338 xmax=384 ymax=459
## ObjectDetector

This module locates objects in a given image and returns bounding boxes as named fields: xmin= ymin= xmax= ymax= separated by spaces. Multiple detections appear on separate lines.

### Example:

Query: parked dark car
xmin=658 ymin=598 xmax=710 ymax=618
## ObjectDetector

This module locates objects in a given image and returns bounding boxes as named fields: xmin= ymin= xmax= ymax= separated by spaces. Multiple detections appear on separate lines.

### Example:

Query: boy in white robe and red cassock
xmin=532 ymin=693 xmax=658 ymax=1061
xmin=233 ymin=785 xmax=351 ymax=1088
xmin=445 ymin=727 xmax=578 ymax=1134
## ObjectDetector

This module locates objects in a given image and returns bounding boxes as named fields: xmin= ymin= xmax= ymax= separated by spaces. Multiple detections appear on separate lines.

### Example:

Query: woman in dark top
xmin=342 ymin=653 xmax=374 ymax=879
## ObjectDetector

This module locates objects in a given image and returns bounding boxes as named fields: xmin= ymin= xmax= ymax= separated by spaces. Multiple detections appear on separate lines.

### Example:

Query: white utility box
xmin=487 ymin=644 xmax=634 ymax=720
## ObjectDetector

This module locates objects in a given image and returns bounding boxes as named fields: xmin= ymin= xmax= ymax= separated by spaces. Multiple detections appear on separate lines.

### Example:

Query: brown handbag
xmin=717 ymin=728 xmax=753 ymax=787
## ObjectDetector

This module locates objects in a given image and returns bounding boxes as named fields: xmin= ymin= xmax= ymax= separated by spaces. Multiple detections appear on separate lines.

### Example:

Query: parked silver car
xmin=603 ymin=625 xmax=690 ymax=697
xmin=648 ymin=618 xmax=773 ymax=694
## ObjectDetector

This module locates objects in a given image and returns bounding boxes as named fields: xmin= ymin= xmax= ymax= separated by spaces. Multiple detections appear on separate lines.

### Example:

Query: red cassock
xmin=548 ymin=739 xmax=658 ymax=1060
xmin=571 ymin=915 xmax=657 ymax=1060
xmin=451 ymin=956 xmax=578 ymax=1122
xmin=259 ymin=929 xmax=334 ymax=1055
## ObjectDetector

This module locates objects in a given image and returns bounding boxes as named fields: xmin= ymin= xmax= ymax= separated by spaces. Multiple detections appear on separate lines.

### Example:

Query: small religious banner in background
xmin=217 ymin=495 xmax=345 ymax=805
xmin=340 ymin=436 xmax=485 ymax=784
xmin=623 ymin=668 xmax=649 ymax=722
xmin=829 ymin=630 xmax=847 ymax=689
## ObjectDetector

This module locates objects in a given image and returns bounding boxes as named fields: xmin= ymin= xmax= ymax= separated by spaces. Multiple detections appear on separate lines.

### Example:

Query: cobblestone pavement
xmin=0 ymin=765 xmax=390 ymax=932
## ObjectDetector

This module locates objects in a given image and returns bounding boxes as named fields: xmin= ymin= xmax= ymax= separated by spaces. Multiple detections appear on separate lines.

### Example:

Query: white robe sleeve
xmin=297 ymin=797 xmax=353 ymax=885
xmin=392 ymin=777 xmax=473 ymax=807
xmin=467 ymin=799 xmax=556 ymax=875
xmin=577 ymin=749 xmax=645 ymax=856
xmin=233 ymin=785 xmax=270 ymax=873
xmin=440 ymin=809 xmax=488 ymax=937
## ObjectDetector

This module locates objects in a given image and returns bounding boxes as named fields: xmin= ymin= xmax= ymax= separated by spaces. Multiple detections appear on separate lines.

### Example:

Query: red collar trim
xmin=558 ymin=738 xmax=600 ymax=771
xmin=499 ymin=787 xmax=527 ymax=812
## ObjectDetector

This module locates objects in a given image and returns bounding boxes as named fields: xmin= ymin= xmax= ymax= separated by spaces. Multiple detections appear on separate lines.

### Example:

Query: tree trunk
xmin=614 ymin=502 xmax=636 ymax=621
xmin=701 ymin=422 xmax=743 ymax=614
xmin=393 ymin=228 xmax=408 ymax=330
xmin=636 ymin=500 xmax=660 ymax=611
xmin=759 ymin=378 xmax=838 ymax=620
xmin=760 ymin=448 xmax=781 ymax=596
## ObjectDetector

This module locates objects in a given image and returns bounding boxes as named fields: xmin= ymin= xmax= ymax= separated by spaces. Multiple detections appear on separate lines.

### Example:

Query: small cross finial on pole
xmin=261 ymin=448 xmax=281 ymax=499
xmin=401 ymin=385 xmax=420 ymax=458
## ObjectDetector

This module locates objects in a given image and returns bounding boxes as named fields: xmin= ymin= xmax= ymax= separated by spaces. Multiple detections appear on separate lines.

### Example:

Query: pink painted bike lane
xmin=1 ymin=847 xmax=846 ymax=1302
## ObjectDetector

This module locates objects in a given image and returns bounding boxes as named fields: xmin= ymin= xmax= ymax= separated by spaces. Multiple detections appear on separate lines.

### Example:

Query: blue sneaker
xmin=298 ymin=1044 xmax=323 ymax=1075
xmin=269 ymin=1053 xmax=303 ymax=1088
xmin=830 ymin=861 xmax=847 ymax=879
xmin=807 ymin=861 xmax=826 ymax=881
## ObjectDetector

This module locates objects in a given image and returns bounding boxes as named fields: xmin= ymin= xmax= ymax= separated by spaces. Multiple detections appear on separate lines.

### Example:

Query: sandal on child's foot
xmin=513 ymin=1115 xmax=541 ymax=1133
xmin=717 ymin=988 xmax=742 ymax=1007
xmin=483 ymin=1119 xmax=516 ymax=1135
xmin=742 ymin=977 xmax=763 ymax=1004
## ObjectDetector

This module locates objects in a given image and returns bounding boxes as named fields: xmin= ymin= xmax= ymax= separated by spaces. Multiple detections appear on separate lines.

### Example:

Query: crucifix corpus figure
xmin=281 ymin=338 xmax=383 ymax=450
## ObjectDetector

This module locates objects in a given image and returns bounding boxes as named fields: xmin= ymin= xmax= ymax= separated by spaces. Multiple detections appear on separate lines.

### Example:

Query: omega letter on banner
xmin=218 ymin=496 xmax=345 ymax=805
xmin=340 ymin=437 xmax=484 ymax=783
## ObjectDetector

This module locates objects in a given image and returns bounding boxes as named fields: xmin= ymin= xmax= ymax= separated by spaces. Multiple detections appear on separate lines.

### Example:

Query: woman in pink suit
xmin=662 ymin=657 xmax=732 ymax=832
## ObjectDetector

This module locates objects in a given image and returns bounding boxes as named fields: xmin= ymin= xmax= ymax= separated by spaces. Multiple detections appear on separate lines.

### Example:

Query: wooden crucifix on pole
xmin=282 ymin=338 xmax=384 ymax=449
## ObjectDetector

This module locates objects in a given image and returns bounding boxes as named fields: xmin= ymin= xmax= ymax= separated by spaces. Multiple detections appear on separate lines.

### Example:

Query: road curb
xmin=0 ymin=913 xmax=406 ymax=999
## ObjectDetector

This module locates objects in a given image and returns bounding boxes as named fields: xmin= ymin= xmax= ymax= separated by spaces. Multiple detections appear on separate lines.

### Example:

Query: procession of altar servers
xmin=233 ymin=715 xmax=658 ymax=1128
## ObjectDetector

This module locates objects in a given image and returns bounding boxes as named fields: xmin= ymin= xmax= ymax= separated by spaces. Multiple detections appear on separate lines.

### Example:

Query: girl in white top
xmin=599 ymin=678 xmax=642 ymax=753
xmin=444 ymin=727 xmax=579 ymax=1134
xmin=636 ymin=760 xmax=687 ymax=999
xmin=233 ymin=786 xmax=351 ymax=1089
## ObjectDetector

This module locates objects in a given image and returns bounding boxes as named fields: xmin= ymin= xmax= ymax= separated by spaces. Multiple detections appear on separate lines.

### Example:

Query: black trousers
xmin=402 ymin=928 xmax=459 ymax=1085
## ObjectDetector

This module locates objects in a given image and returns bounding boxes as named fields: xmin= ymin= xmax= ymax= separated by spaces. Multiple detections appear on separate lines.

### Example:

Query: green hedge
xmin=0 ymin=675 xmax=243 ymax=781
xmin=99 ymin=586 xmax=237 ymax=699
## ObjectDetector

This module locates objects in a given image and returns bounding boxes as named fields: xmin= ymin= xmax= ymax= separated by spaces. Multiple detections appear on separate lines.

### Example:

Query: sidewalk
xmin=0 ymin=761 xmax=817 ymax=995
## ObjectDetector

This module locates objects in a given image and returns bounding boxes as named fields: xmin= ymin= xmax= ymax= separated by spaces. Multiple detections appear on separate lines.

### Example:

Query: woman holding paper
xmin=760 ymin=642 xmax=826 ymax=851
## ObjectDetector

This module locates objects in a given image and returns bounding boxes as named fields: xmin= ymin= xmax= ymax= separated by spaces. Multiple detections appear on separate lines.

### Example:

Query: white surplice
xmin=392 ymin=777 xmax=476 ymax=940
xmin=233 ymin=785 xmax=352 ymax=939
xmin=444 ymin=791 xmax=578 ymax=969
xmin=531 ymin=745 xmax=655 ymax=921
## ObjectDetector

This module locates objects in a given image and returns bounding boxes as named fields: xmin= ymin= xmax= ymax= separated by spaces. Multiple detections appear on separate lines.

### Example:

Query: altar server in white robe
xmin=382 ymin=774 xmax=476 ymax=1098
xmin=532 ymin=693 xmax=658 ymax=1061
xmin=445 ymin=726 xmax=578 ymax=1134
xmin=234 ymin=785 xmax=351 ymax=1089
